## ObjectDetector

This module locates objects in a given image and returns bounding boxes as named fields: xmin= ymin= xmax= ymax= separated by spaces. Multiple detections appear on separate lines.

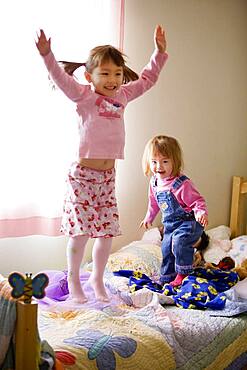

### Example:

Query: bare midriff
xmin=78 ymin=158 xmax=115 ymax=171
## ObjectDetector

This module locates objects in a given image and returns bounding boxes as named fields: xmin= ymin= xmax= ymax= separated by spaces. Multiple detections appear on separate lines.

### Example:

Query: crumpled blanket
xmin=113 ymin=268 xmax=239 ymax=310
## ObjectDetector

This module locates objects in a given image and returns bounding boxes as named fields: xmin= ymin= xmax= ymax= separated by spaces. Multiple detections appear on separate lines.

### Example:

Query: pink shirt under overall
xmin=43 ymin=50 xmax=168 ymax=159
xmin=145 ymin=175 xmax=208 ymax=224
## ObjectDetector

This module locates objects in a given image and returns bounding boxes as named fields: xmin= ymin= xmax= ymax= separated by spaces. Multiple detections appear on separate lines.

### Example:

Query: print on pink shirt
xmin=95 ymin=96 xmax=124 ymax=118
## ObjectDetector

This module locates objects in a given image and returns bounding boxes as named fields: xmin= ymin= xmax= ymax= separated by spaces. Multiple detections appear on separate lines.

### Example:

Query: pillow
xmin=203 ymin=238 xmax=232 ymax=264
xmin=106 ymin=240 xmax=162 ymax=280
xmin=203 ymin=227 xmax=247 ymax=265
xmin=206 ymin=225 xmax=231 ymax=240
xmin=141 ymin=227 xmax=162 ymax=246
xmin=202 ymin=225 xmax=232 ymax=264
xmin=228 ymin=235 xmax=247 ymax=265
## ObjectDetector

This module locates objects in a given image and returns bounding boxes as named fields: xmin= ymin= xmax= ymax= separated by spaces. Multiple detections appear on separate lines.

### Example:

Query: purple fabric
xmin=44 ymin=270 xmax=70 ymax=301
xmin=36 ymin=270 xmax=121 ymax=311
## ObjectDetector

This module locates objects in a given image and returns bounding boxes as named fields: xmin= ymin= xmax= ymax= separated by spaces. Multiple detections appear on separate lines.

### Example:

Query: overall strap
xmin=172 ymin=175 xmax=189 ymax=190
xmin=151 ymin=175 xmax=158 ymax=189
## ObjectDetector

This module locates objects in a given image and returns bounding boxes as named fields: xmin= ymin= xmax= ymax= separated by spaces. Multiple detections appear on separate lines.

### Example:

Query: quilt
xmin=36 ymin=269 xmax=247 ymax=370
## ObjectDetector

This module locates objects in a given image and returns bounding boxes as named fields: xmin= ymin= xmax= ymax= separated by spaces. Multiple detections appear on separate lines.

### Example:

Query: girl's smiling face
xmin=85 ymin=60 xmax=124 ymax=97
xmin=150 ymin=152 xmax=173 ymax=179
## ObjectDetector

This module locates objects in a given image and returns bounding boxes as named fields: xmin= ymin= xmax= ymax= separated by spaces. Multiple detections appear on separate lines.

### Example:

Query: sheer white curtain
xmin=0 ymin=0 xmax=124 ymax=237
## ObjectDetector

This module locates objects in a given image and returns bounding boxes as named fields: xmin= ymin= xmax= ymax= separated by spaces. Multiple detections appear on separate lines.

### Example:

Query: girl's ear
xmin=84 ymin=71 xmax=92 ymax=83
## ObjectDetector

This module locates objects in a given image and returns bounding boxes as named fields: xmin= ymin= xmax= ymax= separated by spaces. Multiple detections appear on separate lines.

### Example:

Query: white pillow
xmin=203 ymin=238 xmax=232 ymax=264
xmin=206 ymin=225 xmax=231 ymax=240
xmin=141 ymin=227 xmax=162 ymax=246
xmin=228 ymin=235 xmax=247 ymax=265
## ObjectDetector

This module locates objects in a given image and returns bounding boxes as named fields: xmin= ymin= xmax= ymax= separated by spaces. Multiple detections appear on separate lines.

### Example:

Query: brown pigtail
xmin=123 ymin=65 xmax=139 ymax=83
xmin=58 ymin=61 xmax=86 ymax=75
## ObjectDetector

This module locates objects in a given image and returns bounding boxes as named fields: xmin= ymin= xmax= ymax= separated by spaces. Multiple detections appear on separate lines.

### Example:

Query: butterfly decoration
xmin=64 ymin=329 xmax=137 ymax=370
xmin=8 ymin=272 xmax=49 ymax=304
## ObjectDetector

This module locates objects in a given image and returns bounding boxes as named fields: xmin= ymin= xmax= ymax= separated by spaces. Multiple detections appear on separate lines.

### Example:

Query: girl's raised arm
xmin=35 ymin=29 xmax=51 ymax=56
xmin=154 ymin=25 xmax=167 ymax=53
xmin=35 ymin=29 xmax=84 ymax=102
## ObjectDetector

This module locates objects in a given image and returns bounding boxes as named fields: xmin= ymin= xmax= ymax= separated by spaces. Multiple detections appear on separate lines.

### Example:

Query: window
xmin=0 ymin=0 xmax=124 ymax=237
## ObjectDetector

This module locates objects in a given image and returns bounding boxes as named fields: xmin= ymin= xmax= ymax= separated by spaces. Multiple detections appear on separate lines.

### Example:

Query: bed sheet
xmin=37 ymin=269 xmax=247 ymax=370
xmin=38 ymin=290 xmax=247 ymax=370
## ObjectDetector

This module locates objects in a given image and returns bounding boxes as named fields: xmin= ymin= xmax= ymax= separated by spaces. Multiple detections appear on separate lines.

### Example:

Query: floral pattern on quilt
xmin=39 ymin=307 xmax=175 ymax=370
xmin=55 ymin=351 xmax=76 ymax=366
xmin=64 ymin=329 xmax=137 ymax=370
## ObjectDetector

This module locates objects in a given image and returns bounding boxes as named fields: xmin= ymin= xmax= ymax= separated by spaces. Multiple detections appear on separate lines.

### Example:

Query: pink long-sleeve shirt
xmin=42 ymin=50 xmax=168 ymax=159
xmin=145 ymin=175 xmax=208 ymax=224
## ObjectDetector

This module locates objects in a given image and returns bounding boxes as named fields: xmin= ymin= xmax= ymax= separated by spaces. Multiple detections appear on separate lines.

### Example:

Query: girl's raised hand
xmin=35 ymin=29 xmax=51 ymax=56
xmin=154 ymin=25 xmax=166 ymax=53
xmin=139 ymin=219 xmax=152 ymax=230
xmin=196 ymin=214 xmax=209 ymax=228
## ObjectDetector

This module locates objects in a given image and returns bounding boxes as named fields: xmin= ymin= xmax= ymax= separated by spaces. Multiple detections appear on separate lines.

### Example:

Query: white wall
xmin=0 ymin=236 xmax=67 ymax=277
xmin=0 ymin=235 xmax=95 ymax=277
xmin=116 ymin=0 xmax=247 ymax=247
xmin=1 ymin=0 xmax=247 ymax=276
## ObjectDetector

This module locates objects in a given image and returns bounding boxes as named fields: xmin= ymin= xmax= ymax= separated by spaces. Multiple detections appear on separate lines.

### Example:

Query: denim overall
xmin=154 ymin=175 xmax=204 ymax=283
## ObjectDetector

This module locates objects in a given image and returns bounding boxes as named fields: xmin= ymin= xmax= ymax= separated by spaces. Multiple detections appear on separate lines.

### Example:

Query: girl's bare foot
xmin=88 ymin=277 xmax=109 ymax=302
xmin=68 ymin=274 xmax=88 ymax=303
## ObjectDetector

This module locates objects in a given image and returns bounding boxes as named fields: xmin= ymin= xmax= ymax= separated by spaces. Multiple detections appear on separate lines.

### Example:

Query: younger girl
xmin=140 ymin=135 xmax=208 ymax=287
xmin=36 ymin=26 xmax=168 ymax=303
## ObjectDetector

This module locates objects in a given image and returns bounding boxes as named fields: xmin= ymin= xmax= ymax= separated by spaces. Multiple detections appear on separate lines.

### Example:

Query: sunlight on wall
xmin=0 ymin=0 xmax=120 ymax=219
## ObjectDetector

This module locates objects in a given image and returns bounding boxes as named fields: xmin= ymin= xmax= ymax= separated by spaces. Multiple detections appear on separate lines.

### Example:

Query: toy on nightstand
xmin=7 ymin=272 xmax=49 ymax=370
xmin=8 ymin=272 xmax=49 ymax=303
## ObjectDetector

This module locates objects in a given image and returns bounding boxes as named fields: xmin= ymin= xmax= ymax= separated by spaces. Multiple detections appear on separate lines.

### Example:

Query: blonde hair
xmin=59 ymin=45 xmax=139 ymax=84
xmin=142 ymin=135 xmax=184 ymax=177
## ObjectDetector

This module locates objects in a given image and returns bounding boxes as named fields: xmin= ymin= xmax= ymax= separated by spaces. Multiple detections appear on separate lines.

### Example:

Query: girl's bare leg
xmin=67 ymin=235 xmax=89 ymax=303
xmin=89 ymin=237 xmax=112 ymax=302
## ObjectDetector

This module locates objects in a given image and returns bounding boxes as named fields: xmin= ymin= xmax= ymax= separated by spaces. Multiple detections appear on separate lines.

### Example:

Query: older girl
xmin=36 ymin=26 xmax=168 ymax=302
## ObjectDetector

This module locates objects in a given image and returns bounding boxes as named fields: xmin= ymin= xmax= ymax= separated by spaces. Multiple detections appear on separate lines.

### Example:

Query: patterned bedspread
xmin=1 ymin=231 xmax=247 ymax=370
xmin=1 ymin=268 xmax=247 ymax=370
xmin=39 ymin=302 xmax=175 ymax=370
xmin=36 ymin=270 xmax=247 ymax=370
xmin=37 ymin=291 xmax=247 ymax=370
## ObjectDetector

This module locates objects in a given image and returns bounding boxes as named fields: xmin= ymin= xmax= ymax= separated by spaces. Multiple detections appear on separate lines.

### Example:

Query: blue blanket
xmin=113 ymin=268 xmax=240 ymax=310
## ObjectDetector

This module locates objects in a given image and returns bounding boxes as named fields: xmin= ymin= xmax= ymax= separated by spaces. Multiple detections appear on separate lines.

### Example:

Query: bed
xmin=0 ymin=175 xmax=247 ymax=370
